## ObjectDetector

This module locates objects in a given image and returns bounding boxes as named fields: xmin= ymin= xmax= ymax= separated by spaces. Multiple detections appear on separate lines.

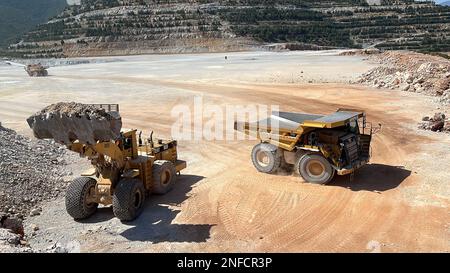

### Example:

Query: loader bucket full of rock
xmin=27 ymin=102 xmax=122 ymax=145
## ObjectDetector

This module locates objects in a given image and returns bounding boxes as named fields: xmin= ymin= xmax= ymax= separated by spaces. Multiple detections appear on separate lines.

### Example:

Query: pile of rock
xmin=0 ymin=228 xmax=25 ymax=253
xmin=27 ymin=102 xmax=122 ymax=145
xmin=418 ymin=113 xmax=450 ymax=133
xmin=0 ymin=123 xmax=75 ymax=252
xmin=0 ymin=123 xmax=70 ymax=220
xmin=34 ymin=102 xmax=112 ymax=118
xmin=357 ymin=51 xmax=450 ymax=105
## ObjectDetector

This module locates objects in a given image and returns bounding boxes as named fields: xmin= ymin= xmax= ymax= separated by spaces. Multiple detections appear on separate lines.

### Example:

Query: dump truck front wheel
xmin=251 ymin=143 xmax=282 ymax=174
xmin=65 ymin=177 xmax=98 ymax=220
xmin=297 ymin=154 xmax=335 ymax=185
xmin=113 ymin=178 xmax=146 ymax=222
xmin=152 ymin=160 xmax=177 ymax=195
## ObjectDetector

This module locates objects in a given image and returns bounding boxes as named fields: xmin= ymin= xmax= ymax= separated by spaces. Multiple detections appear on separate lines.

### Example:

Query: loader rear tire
xmin=65 ymin=177 xmax=98 ymax=220
xmin=297 ymin=154 xmax=335 ymax=185
xmin=113 ymin=178 xmax=146 ymax=222
xmin=251 ymin=143 xmax=282 ymax=174
xmin=152 ymin=160 xmax=177 ymax=195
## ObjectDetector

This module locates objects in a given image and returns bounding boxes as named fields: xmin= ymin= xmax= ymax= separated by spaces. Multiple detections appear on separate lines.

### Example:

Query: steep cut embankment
xmin=4 ymin=0 xmax=450 ymax=57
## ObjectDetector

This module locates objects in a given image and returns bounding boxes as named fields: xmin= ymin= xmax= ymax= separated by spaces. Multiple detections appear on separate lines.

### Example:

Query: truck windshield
xmin=124 ymin=137 xmax=133 ymax=150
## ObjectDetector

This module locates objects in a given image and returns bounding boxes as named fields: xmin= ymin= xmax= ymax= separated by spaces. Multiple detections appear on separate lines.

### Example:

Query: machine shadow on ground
xmin=331 ymin=164 xmax=411 ymax=192
xmin=78 ymin=175 xmax=211 ymax=244
xmin=117 ymin=175 xmax=213 ymax=244
xmin=79 ymin=207 xmax=116 ymax=223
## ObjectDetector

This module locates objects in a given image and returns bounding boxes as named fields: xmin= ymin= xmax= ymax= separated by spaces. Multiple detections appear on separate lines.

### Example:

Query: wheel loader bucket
xmin=27 ymin=102 xmax=122 ymax=145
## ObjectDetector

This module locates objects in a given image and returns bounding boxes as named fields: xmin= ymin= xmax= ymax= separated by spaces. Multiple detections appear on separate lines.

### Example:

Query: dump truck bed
xmin=236 ymin=109 xmax=364 ymax=133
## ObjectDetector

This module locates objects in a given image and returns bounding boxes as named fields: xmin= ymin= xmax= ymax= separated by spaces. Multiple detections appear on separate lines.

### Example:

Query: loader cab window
xmin=348 ymin=118 xmax=359 ymax=134
xmin=124 ymin=137 xmax=133 ymax=150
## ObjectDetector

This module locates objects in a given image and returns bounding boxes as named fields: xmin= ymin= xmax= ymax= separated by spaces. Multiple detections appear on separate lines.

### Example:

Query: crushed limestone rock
xmin=27 ymin=102 xmax=122 ymax=145
xmin=358 ymin=51 xmax=450 ymax=105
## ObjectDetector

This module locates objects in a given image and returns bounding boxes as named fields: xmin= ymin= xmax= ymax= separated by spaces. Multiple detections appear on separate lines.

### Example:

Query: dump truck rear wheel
xmin=293 ymin=150 xmax=307 ymax=174
xmin=251 ymin=143 xmax=282 ymax=174
xmin=113 ymin=178 xmax=146 ymax=222
xmin=65 ymin=177 xmax=98 ymax=220
xmin=298 ymin=154 xmax=335 ymax=185
xmin=152 ymin=160 xmax=177 ymax=195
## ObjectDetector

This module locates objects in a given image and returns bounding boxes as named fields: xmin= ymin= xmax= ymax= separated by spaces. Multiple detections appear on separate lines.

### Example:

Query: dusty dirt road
xmin=0 ymin=51 xmax=449 ymax=252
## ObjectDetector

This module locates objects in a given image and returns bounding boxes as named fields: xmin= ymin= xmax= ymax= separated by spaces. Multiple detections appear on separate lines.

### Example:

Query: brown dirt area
xmin=0 ymin=51 xmax=448 ymax=252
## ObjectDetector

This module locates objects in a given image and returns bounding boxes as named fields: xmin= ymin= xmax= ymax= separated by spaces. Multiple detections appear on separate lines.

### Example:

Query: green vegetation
xmin=205 ymin=1 xmax=450 ymax=51
xmin=0 ymin=0 xmax=67 ymax=47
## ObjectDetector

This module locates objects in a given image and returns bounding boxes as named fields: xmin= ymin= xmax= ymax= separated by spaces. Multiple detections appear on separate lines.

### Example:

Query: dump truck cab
xmin=236 ymin=108 xmax=379 ymax=184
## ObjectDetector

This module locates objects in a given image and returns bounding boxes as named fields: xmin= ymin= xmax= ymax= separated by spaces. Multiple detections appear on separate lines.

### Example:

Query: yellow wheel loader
xmin=27 ymin=103 xmax=186 ymax=221
xmin=235 ymin=109 xmax=380 ymax=185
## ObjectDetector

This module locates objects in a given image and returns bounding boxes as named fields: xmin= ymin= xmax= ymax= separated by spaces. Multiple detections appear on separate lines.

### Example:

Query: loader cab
xmin=119 ymin=130 xmax=138 ymax=159
xmin=347 ymin=117 xmax=360 ymax=134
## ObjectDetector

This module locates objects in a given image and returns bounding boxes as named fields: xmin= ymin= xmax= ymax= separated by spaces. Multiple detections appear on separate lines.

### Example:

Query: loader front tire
xmin=297 ymin=154 xmax=335 ymax=185
xmin=65 ymin=177 xmax=98 ymax=220
xmin=113 ymin=178 xmax=146 ymax=222
xmin=152 ymin=160 xmax=177 ymax=195
xmin=251 ymin=143 xmax=282 ymax=174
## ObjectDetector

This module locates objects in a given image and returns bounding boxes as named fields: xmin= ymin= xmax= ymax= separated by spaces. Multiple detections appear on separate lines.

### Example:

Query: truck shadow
xmin=331 ymin=164 xmax=412 ymax=192
xmin=119 ymin=175 xmax=214 ymax=243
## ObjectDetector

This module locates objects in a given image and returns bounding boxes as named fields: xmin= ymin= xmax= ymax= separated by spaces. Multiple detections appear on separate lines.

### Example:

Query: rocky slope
xmin=0 ymin=123 xmax=71 ymax=220
xmin=4 ymin=0 xmax=450 ymax=58
xmin=0 ymin=122 xmax=78 ymax=252
xmin=357 ymin=51 xmax=450 ymax=105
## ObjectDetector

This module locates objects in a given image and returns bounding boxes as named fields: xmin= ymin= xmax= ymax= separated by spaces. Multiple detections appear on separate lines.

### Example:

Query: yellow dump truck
xmin=235 ymin=109 xmax=378 ymax=184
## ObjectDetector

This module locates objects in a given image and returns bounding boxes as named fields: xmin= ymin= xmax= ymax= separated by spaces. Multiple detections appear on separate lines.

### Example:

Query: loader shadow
xmin=331 ymin=164 xmax=411 ymax=192
xmin=78 ymin=207 xmax=115 ymax=223
xmin=120 ymin=175 xmax=214 ymax=244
